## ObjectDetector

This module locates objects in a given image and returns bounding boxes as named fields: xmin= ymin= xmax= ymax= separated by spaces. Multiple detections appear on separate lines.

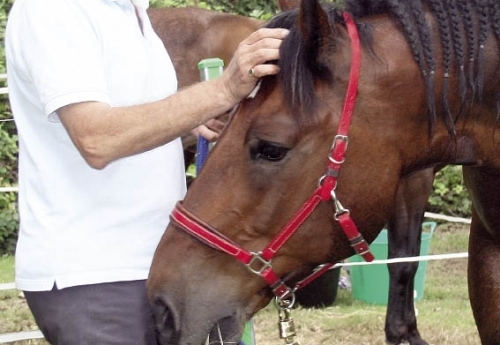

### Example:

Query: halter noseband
xmin=170 ymin=12 xmax=373 ymax=300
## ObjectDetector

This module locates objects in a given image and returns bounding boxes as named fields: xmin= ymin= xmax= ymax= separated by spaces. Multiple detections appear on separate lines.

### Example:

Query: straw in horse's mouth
xmin=205 ymin=317 xmax=241 ymax=345
xmin=205 ymin=323 xmax=238 ymax=345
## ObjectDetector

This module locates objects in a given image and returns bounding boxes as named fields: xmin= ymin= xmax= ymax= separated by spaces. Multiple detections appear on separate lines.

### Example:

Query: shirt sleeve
xmin=8 ymin=0 xmax=110 ymax=118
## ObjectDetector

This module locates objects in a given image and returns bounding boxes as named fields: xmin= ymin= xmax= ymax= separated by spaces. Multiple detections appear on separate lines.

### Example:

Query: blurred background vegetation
xmin=150 ymin=0 xmax=279 ymax=19
xmin=1 ymin=0 xmax=18 ymax=255
xmin=0 ymin=0 xmax=471 ymax=255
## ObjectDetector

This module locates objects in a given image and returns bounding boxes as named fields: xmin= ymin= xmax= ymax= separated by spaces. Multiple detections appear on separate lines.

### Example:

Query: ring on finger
xmin=248 ymin=68 xmax=258 ymax=78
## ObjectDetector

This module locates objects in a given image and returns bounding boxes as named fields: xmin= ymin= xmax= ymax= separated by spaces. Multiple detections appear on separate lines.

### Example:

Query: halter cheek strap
xmin=169 ymin=12 xmax=373 ymax=300
xmin=171 ymin=203 xmax=293 ymax=298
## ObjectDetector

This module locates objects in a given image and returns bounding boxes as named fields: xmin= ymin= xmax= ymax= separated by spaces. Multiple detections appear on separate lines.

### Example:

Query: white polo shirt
xmin=6 ymin=0 xmax=186 ymax=291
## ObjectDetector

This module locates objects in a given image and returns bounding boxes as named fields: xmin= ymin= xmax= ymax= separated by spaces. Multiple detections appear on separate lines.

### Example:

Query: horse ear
xmin=298 ymin=0 xmax=334 ymax=72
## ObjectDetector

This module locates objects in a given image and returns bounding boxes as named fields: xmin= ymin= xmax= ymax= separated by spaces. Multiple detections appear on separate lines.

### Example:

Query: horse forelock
xmin=264 ymin=5 xmax=344 ymax=125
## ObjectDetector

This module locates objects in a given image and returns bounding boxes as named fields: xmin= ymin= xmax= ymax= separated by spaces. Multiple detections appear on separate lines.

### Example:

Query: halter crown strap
xmin=317 ymin=12 xmax=374 ymax=262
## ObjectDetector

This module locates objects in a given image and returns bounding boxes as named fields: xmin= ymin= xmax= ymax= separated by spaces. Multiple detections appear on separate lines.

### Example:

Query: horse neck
xmin=355 ymin=13 xmax=500 ymax=173
xmin=428 ymin=35 xmax=500 ymax=169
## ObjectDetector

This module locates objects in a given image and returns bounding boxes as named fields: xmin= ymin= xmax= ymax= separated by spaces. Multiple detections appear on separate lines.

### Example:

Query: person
xmin=5 ymin=0 xmax=288 ymax=344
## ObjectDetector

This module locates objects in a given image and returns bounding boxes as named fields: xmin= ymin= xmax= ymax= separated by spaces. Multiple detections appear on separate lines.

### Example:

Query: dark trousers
xmin=24 ymin=280 xmax=158 ymax=345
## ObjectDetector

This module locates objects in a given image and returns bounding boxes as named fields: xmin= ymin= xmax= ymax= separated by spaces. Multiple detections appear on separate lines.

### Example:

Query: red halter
xmin=170 ymin=12 xmax=374 ymax=300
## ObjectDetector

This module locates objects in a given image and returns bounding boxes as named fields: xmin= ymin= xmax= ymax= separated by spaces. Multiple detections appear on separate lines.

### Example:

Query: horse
xmin=149 ymin=3 xmax=464 ymax=344
xmin=149 ymin=7 xmax=439 ymax=345
xmin=266 ymin=3 xmax=439 ymax=342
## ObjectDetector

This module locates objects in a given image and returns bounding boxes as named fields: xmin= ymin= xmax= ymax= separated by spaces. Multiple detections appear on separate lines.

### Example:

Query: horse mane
xmin=265 ymin=0 xmax=500 ymax=135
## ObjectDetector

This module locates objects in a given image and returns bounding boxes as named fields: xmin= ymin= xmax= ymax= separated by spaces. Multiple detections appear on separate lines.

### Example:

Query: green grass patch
xmin=0 ymin=254 xmax=14 ymax=282
xmin=254 ymin=223 xmax=477 ymax=345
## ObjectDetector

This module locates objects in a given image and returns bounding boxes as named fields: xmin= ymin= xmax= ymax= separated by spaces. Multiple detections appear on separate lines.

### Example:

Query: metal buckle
xmin=272 ymin=283 xmax=295 ymax=300
xmin=246 ymin=252 xmax=272 ymax=275
xmin=329 ymin=135 xmax=349 ymax=164
xmin=317 ymin=175 xmax=326 ymax=188
xmin=275 ymin=294 xmax=296 ymax=311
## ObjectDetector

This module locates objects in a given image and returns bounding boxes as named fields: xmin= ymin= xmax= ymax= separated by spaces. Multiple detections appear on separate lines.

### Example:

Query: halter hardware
xmin=331 ymin=190 xmax=350 ymax=220
xmin=328 ymin=134 xmax=349 ymax=164
xmin=246 ymin=252 xmax=273 ymax=275
xmin=276 ymin=297 xmax=299 ymax=345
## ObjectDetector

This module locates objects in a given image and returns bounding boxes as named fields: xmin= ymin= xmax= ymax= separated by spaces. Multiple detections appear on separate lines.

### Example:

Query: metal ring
xmin=248 ymin=68 xmax=257 ymax=78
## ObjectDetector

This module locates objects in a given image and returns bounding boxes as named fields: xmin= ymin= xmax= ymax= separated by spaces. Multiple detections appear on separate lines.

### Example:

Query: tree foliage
xmin=0 ymin=0 xmax=18 ymax=255
xmin=150 ymin=0 xmax=279 ymax=19
xmin=428 ymin=166 xmax=472 ymax=219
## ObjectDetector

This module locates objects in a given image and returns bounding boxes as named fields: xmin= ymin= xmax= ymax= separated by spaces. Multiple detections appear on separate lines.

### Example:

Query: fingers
xmin=196 ymin=126 xmax=218 ymax=142
xmin=221 ymin=27 xmax=289 ymax=102
xmin=242 ymin=29 xmax=289 ymax=79
xmin=248 ymin=68 xmax=258 ymax=78
xmin=244 ymin=28 xmax=290 ymax=46
xmin=205 ymin=118 xmax=225 ymax=133
xmin=191 ymin=119 xmax=226 ymax=142
xmin=248 ymin=64 xmax=281 ymax=80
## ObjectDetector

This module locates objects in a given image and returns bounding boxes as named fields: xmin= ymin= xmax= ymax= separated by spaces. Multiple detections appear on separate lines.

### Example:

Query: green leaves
xmin=149 ymin=0 xmax=278 ymax=19
xmin=428 ymin=166 xmax=472 ymax=218
xmin=0 ymin=0 xmax=17 ymax=255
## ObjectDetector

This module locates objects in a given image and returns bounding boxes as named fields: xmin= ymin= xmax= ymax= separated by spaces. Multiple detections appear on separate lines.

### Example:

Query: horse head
xmin=147 ymin=0 xmax=500 ymax=344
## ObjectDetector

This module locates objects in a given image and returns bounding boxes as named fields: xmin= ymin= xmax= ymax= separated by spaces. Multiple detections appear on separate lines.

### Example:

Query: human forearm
xmin=58 ymin=78 xmax=237 ymax=169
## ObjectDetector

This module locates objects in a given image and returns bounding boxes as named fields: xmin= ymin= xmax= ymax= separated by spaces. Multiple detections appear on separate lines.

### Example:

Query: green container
xmin=240 ymin=320 xmax=255 ymax=345
xmin=198 ymin=58 xmax=224 ymax=82
xmin=348 ymin=221 xmax=436 ymax=305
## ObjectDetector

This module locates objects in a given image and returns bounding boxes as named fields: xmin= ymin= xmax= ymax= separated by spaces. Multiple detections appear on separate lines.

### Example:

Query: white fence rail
xmin=0 ymin=331 xmax=44 ymax=343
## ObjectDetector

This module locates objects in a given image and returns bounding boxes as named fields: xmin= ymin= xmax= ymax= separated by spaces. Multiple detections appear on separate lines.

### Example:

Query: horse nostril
xmin=153 ymin=295 xmax=180 ymax=345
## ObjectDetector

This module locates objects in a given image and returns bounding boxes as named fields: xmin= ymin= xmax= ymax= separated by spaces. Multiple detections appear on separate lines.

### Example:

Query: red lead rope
xmin=169 ymin=12 xmax=373 ymax=299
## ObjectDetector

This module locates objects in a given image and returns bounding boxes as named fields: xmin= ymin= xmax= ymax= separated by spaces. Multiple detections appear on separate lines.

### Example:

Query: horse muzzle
xmin=151 ymin=292 xmax=244 ymax=345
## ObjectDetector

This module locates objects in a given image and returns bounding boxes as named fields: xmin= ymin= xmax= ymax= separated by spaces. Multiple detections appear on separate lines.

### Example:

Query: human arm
xmin=58 ymin=28 xmax=289 ymax=169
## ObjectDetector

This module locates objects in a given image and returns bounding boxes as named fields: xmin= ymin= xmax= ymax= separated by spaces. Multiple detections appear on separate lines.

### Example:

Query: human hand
xmin=190 ymin=118 xmax=226 ymax=142
xmin=218 ymin=28 xmax=290 ymax=104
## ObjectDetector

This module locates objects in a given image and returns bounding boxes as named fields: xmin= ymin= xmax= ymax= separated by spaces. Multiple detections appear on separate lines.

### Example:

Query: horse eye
xmin=251 ymin=141 xmax=289 ymax=162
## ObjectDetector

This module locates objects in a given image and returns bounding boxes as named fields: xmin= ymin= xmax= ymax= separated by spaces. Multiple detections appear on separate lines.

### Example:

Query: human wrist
xmin=213 ymin=75 xmax=245 ymax=109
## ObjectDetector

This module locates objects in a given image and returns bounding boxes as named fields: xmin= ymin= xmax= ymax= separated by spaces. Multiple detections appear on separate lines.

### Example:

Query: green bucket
xmin=240 ymin=320 xmax=255 ymax=345
xmin=348 ymin=221 xmax=436 ymax=305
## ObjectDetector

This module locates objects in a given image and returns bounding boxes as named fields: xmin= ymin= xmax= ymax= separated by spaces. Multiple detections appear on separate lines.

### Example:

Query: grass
xmin=253 ymin=223 xmax=476 ymax=345
xmin=0 ymin=255 xmax=14 ymax=282
xmin=0 ymin=223 xmax=476 ymax=345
